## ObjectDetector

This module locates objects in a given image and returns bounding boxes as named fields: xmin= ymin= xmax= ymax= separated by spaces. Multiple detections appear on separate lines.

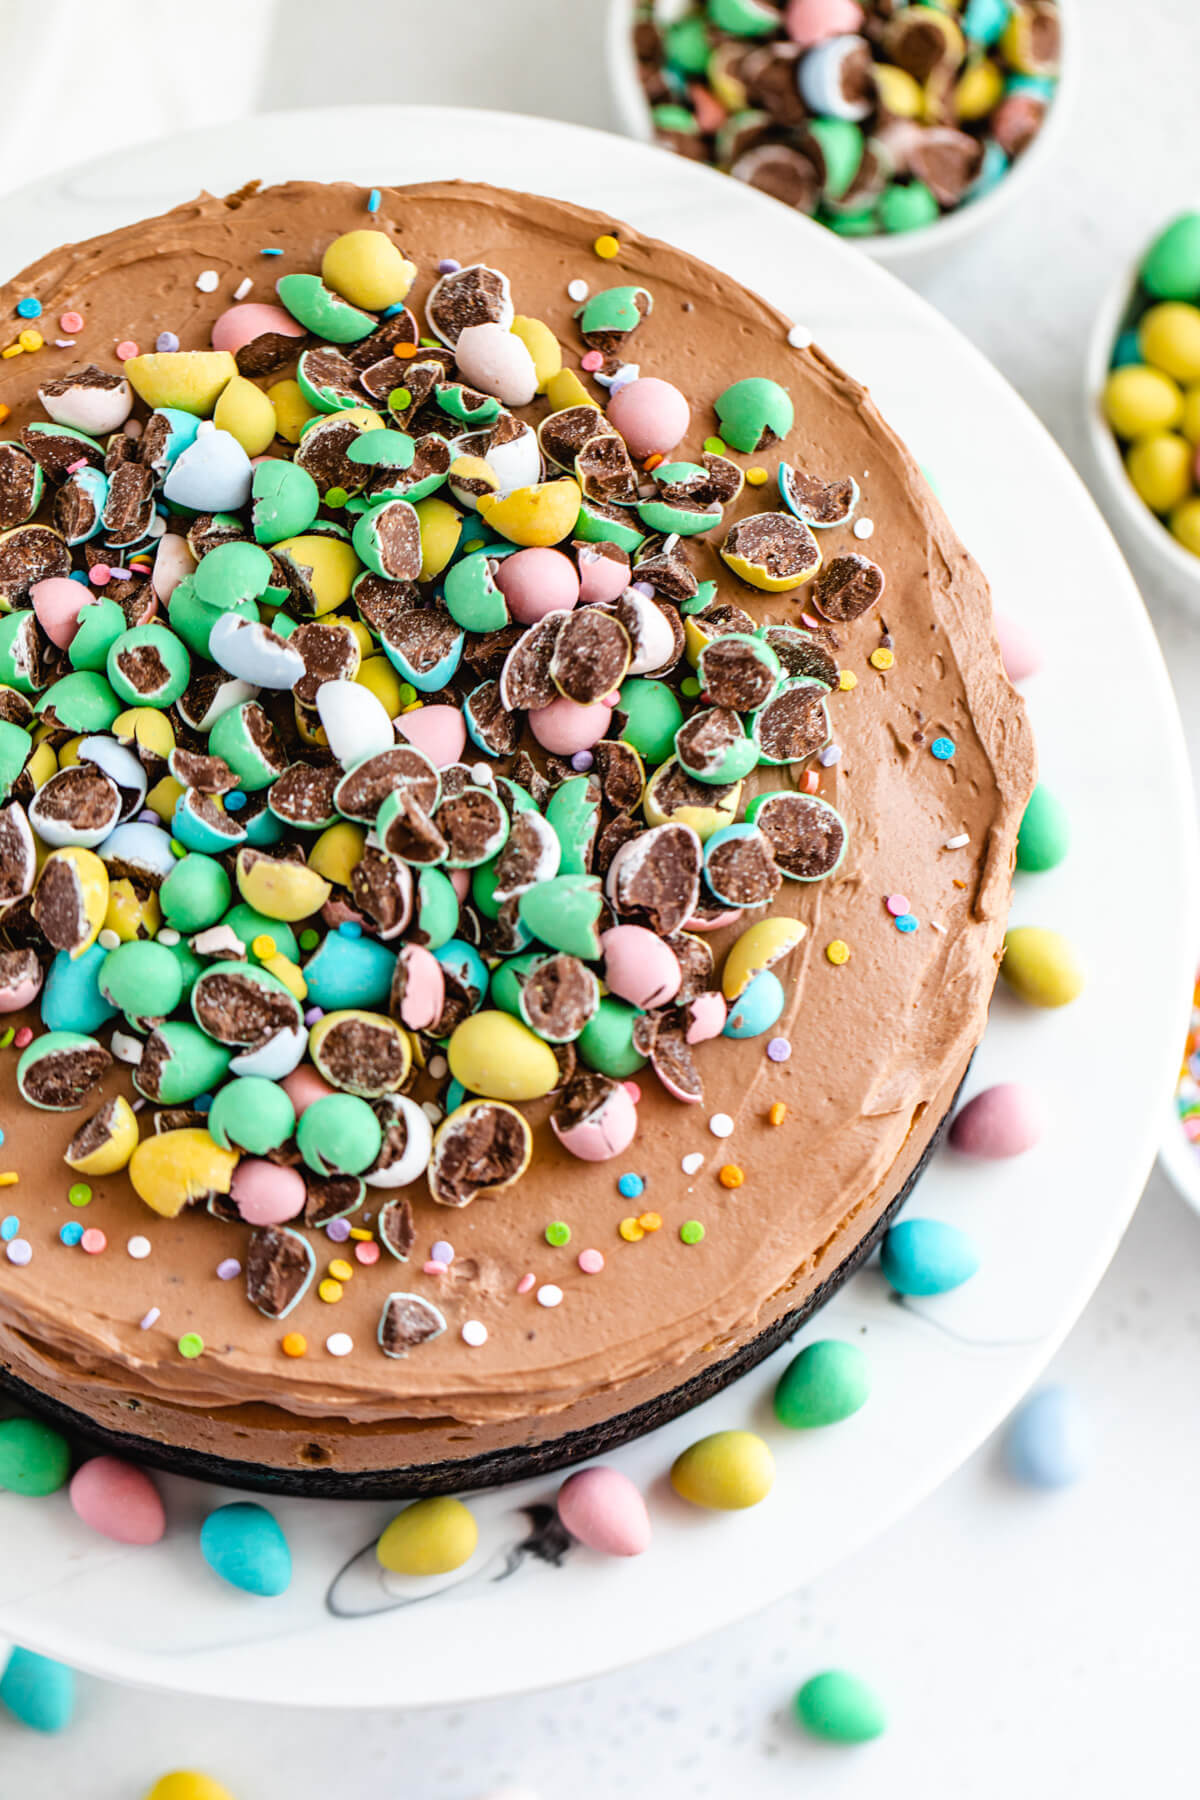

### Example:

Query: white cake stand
xmin=0 ymin=106 xmax=1193 ymax=1709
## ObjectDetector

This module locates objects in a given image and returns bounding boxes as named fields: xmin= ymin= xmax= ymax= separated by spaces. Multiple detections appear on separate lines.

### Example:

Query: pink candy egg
xmin=550 ymin=1079 xmax=639 ymax=1162
xmin=495 ymin=547 xmax=580 ymax=624
xmin=601 ymin=925 xmax=681 ymax=1009
xmin=393 ymin=943 xmax=445 ymax=1032
xmin=449 ymin=869 xmax=471 ymax=902
xmin=211 ymin=301 xmax=305 ymax=356
xmin=576 ymin=544 xmax=631 ymax=604
xmin=785 ymin=0 xmax=863 ymax=48
xmin=684 ymin=906 xmax=742 ymax=933
xmin=605 ymin=376 xmax=690 ymax=459
xmin=69 ymin=1455 xmax=165 ymax=1545
xmin=397 ymin=704 xmax=466 ymax=767
xmin=995 ymin=613 xmax=1042 ymax=683
xmin=230 ymin=1156 xmax=307 ymax=1226
xmin=31 ymin=576 xmax=89 ymax=649
xmin=0 ymin=965 xmax=43 ymax=1013
xmin=528 ymin=696 xmax=613 ymax=755
xmin=281 ymin=1065 xmax=335 ymax=1118
xmin=949 ymin=1082 xmax=1047 ymax=1159
xmin=454 ymin=322 xmax=538 ymax=408
xmin=685 ymin=990 xmax=727 ymax=1043
xmin=556 ymin=1466 xmax=651 ymax=1556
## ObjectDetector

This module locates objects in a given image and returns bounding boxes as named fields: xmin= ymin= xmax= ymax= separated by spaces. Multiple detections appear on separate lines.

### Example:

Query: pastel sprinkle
xmin=116 ymin=340 xmax=138 ymax=360
xmin=869 ymin=647 xmax=894 ymax=671
xmin=681 ymin=1152 xmax=704 ymax=1176
xmin=618 ymin=1217 xmax=644 ymax=1242
xmin=578 ymin=1248 xmax=605 ymax=1274
xmin=13 ymin=1026 xmax=31 ymax=1048
xmin=787 ymin=322 xmax=813 ymax=349
xmin=430 ymin=1240 xmax=455 ymax=1265
xmin=766 ymin=1037 xmax=791 ymax=1062
xmin=329 ymin=1258 xmax=353 ymax=1282
xmin=318 ymin=1278 xmax=344 ymax=1303
xmin=839 ymin=669 xmax=857 ymax=690
xmin=216 ymin=1258 xmax=241 ymax=1281
xmin=60 ymin=312 xmax=84 ymax=333
xmin=517 ymin=1271 xmax=536 ymax=1293
xmin=709 ymin=1113 xmax=734 ymax=1139
xmin=537 ymin=1284 xmax=564 ymax=1308
xmin=282 ymin=1332 xmax=307 ymax=1357
xmin=17 ymin=329 xmax=43 ymax=353
xmin=127 ymin=1236 xmax=151 ymax=1260
xmin=81 ymin=1229 xmax=106 ymax=1255
xmin=638 ymin=1211 xmax=662 ymax=1232
xmin=746 ymin=466 xmax=769 ymax=486
xmin=581 ymin=350 xmax=604 ymax=373
xmin=355 ymin=1240 xmax=380 ymax=1265
xmin=59 ymin=1222 xmax=84 ymax=1246
xmin=680 ymin=1220 xmax=705 ymax=1244
xmin=853 ymin=517 xmax=876 ymax=539
xmin=6 ymin=1239 xmax=31 ymax=1265
xmin=16 ymin=297 xmax=41 ymax=319
xmin=437 ymin=258 xmax=461 ymax=275
xmin=155 ymin=331 xmax=179 ymax=353
xmin=703 ymin=435 xmax=727 ymax=455
xmin=944 ymin=833 xmax=970 ymax=849
xmin=545 ymin=1220 xmax=571 ymax=1246
xmin=886 ymin=894 xmax=909 ymax=915
xmin=195 ymin=269 xmax=220 ymax=293
xmin=769 ymin=1101 xmax=788 ymax=1126
xmin=567 ymin=278 xmax=589 ymax=302
xmin=718 ymin=1165 xmax=744 ymax=1189
xmin=593 ymin=234 xmax=620 ymax=259
xmin=423 ymin=1260 xmax=447 ymax=1275
xmin=895 ymin=914 xmax=919 ymax=933
xmin=366 ymin=189 xmax=382 ymax=213
xmin=818 ymin=745 xmax=842 ymax=766
xmin=68 ymin=1183 xmax=92 ymax=1207
xmin=462 ymin=1319 xmax=488 ymax=1347
xmin=233 ymin=277 xmax=253 ymax=300
xmin=326 ymin=1217 xmax=351 ymax=1243
xmin=139 ymin=1308 xmax=160 ymax=1330
xmin=931 ymin=736 xmax=956 ymax=760
xmin=826 ymin=939 xmax=850 ymax=965
xmin=617 ymin=1172 xmax=645 ymax=1199
xmin=0 ymin=1216 xmax=16 ymax=1241
xmin=326 ymin=1332 xmax=353 ymax=1357
xmin=177 ymin=1332 xmax=204 ymax=1358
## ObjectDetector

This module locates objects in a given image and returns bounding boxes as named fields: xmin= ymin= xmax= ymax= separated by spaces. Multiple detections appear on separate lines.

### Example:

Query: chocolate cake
xmin=0 ymin=180 xmax=1034 ymax=1495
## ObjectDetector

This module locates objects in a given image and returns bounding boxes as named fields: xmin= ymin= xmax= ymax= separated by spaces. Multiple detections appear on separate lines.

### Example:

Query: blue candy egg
xmin=962 ymin=0 xmax=1011 ymax=45
xmin=433 ymin=938 xmax=490 ymax=1013
xmin=199 ymin=1501 xmax=292 ymax=1597
xmin=1004 ymin=1385 xmax=1089 ymax=1489
xmin=240 ymin=803 xmax=289 ymax=848
xmin=722 ymin=967 xmax=785 ymax=1039
xmin=0 ymin=1647 xmax=75 ymax=1733
xmin=146 ymin=406 xmax=201 ymax=474
xmin=41 ymin=943 xmax=119 ymax=1034
xmin=302 ymin=928 xmax=396 ymax=1010
xmin=880 ymin=1218 xmax=980 ymax=1296
xmin=163 ymin=425 xmax=252 ymax=514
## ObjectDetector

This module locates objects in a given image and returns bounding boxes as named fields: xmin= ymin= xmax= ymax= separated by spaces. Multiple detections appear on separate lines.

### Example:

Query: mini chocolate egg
xmin=134 ymin=1020 xmax=232 ymax=1106
xmin=556 ymin=1466 xmax=651 ymax=1555
xmin=447 ymin=1010 xmax=560 ymax=1102
xmin=1004 ymin=1385 xmax=1090 ymax=1488
xmin=322 ymin=230 xmax=416 ymax=310
xmin=250 ymin=458 xmax=320 ymax=547
xmin=1000 ymin=925 xmax=1085 ymax=1007
xmin=0 ymin=1648 xmax=75 ymax=1734
xmin=670 ymin=1429 xmax=775 ymax=1510
xmin=601 ymin=924 xmax=681 ymax=1009
xmin=275 ymin=272 xmax=375 ymax=343
xmin=228 ymin=1022 xmax=308 ymax=1080
xmin=881 ymin=1217 xmax=980 ymax=1295
xmin=722 ymin=967 xmax=785 ymax=1038
xmin=1142 ymin=211 xmax=1200 ymax=302
xmin=495 ymin=545 xmax=580 ymax=624
xmin=144 ymin=1775 xmax=238 ymax=1800
xmin=606 ymin=376 xmax=690 ymax=458
xmin=785 ymin=0 xmax=864 ymax=49
xmin=16 ymin=1028 xmax=110 ymax=1111
xmin=208 ymin=1075 xmax=297 ymax=1155
xmin=576 ymin=995 xmax=648 ymax=1079
xmin=69 ymin=1456 xmax=165 ymax=1545
xmin=29 ymin=761 xmax=121 ymax=850
xmin=949 ymin=1082 xmax=1047 ymax=1158
xmin=714 ymin=376 xmax=794 ymax=453
xmin=128 ymin=1126 xmax=238 ymax=1218
xmin=685 ymin=990 xmax=727 ymax=1042
xmin=200 ymin=1501 xmax=292 ymax=1596
xmin=454 ymin=322 xmax=538 ymax=408
xmin=296 ymin=1091 xmax=383 ymax=1176
xmin=576 ymin=542 xmax=631 ymax=604
xmin=163 ymin=423 xmax=253 ymax=512
xmin=39 ymin=943 xmax=114 ymax=1032
xmin=213 ymin=375 xmax=277 ymax=458
xmin=99 ymin=939 xmax=184 ymax=1021
xmin=528 ymin=694 xmax=614 ymax=756
xmin=303 ymin=927 xmax=397 ymax=1010
xmin=550 ymin=1073 xmax=639 ymax=1161
xmin=211 ymin=299 xmax=306 ymax=356
xmin=0 ymin=947 xmax=44 ymax=1016
xmin=774 ymin=1338 xmax=869 ymax=1429
xmin=995 ymin=611 xmax=1041 ymax=682
xmin=618 ymin=677 xmax=683 ymax=764
xmin=63 ymin=1092 xmax=139 ymax=1174
xmin=477 ymin=478 xmax=582 ymax=548
xmin=230 ymin=1156 xmax=307 ymax=1225
xmin=317 ymin=676 xmax=395 ymax=766
xmin=518 ymin=873 xmax=605 ymax=960
xmin=39 ymin=365 xmax=133 ymax=436
xmin=364 ymin=1092 xmax=434 ymax=1189
xmin=0 ymin=441 xmax=44 ymax=529
xmin=376 ymin=1495 xmax=478 ymax=1576
xmin=722 ymin=915 xmax=807 ymax=999
xmin=0 ymin=1416 xmax=71 ymax=1495
xmin=794 ymin=1670 xmax=887 ymax=1744
xmin=207 ymin=614 xmax=305 ymax=690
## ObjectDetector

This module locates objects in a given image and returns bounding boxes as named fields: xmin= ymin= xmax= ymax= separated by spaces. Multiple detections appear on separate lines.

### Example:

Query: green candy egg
xmin=165 ymin=935 xmax=206 ymax=999
xmin=0 ymin=717 xmax=31 ymax=798
xmin=808 ymin=118 xmax=864 ymax=202
xmin=435 ymin=384 xmax=501 ymax=427
xmin=826 ymin=203 xmax=881 ymax=239
xmin=670 ymin=1429 xmax=775 ymax=1510
xmin=576 ymin=995 xmax=647 ymax=1078
xmin=296 ymin=1092 xmax=383 ymax=1176
xmin=545 ymin=774 xmax=601 ymax=873
xmin=878 ymin=181 xmax=940 ymax=234
xmin=443 ymin=550 xmax=511 ymax=633
xmin=714 ymin=376 xmax=794 ymax=453
xmin=0 ymin=611 xmax=44 ymax=694
xmin=16 ymin=1030 xmax=107 ymax=1111
xmin=134 ymin=1020 xmax=232 ymax=1105
xmin=275 ymin=272 xmax=376 ymax=343
xmin=99 ymin=939 xmax=185 ymax=1020
xmin=193 ymin=540 xmax=274 ymax=610
xmin=412 ymin=867 xmax=460 ymax=950
xmin=773 ymin=1339 xmax=870 ymax=1430
xmin=168 ymin=578 xmax=260 ymax=659
xmin=794 ymin=1670 xmax=887 ymax=1744
xmin=35 ymin=671 xmax=120 ymax=733
xmin=219 ymin=905 xmax=299 ymax=962
xmin=107 ymin=624 xmax=191 ymax=708
xmin=1016 ymin=783 xmax=1070 ymax=872
xmin=489 ymin=950 xmax=541 ymax=1017
xmin=664 ymin=14 xmax=711 ymax=75
xmin=1000 ymin=926 xmax=1085 ymax=1008
xmin=574 ymin=495 xmax=646 ymax=553
xmin=517 ymin=874 xmax=604 ymax=960
xmin=469 ymin=858 xmax=503 ymax=921
xmin=576 ymin=284 xmax=653 ymax=339
xmin=707 ymin=0 xmax=778 ymax=35
xmin=619 ymin=676 xmax=684 ymax=765
xmin=68 ymin=597 xmax=126 ymax=672
xmin=207 ymin=1075 xmax=297 ymax=1154
xmin=209 ymin=700 xmax=281 ymax=792
xmin=251 ymin=457 xmax=321 ymax=545
xmin=635 ymin=495 xmax=719 ymax=538
xmin=0 ymin=1416 xmax=71 ymax=1496
xmin=347 ymin=427 xmax=417 ymax=469
xmin=161 ymin=854 xmax=234 ymax=932
xmin=1142 ymin=211 xmax=1200 ymax=301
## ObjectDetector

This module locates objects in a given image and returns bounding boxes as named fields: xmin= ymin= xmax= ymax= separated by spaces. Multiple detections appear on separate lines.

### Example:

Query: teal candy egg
xmin=207 ymin=1076 xmax=296 ymax=1154
xmin=774 ymin=1339 xmax=870 ymax=1429
xmin=200 ymin=1501 xmax=292 ymax=1596
xmin=962 ymin=0 xmax=1011 ymax=44
xmin=794 ymin=1670 xmax=887 ymax=1744
xmin=1016 ymin=783 xmax=1070 ymax=872
xmin=880 ymin=1218 xmax=980 ymax=1296
xmin=302 ymin=928 xmax=396 ymax=1009
xmin=722 ymin=968 xmax=784 ymax=1039
xmin=618 ymin=677 xmax=684 ymax=765
xmin=1141 ymin=212 xmax=1200 ymax=301
xmin=0 ymin=1417 xmax=71 ymax=1496
xmin=41 ymin=943 xmax=118 ymax=1033
xmin=0 ymin=1648 xmax=76 ymax=1733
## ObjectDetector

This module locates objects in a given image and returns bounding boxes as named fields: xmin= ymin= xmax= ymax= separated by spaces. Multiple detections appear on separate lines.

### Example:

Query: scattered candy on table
xmin=1000 ymin=925 xmax=1086 ymax=1008
xmin=670 ymin=1428 xmax=775 ymax=1510
xmin=880 ymin=1218 xmax=980 ymax=1297
xmin=0 ymin=1416 xmax=70 ymax=1495
xmin=0 ymin=1646 xmax=75 ymax=1734
xmin=773 ymin=1337 xmax=870 ymax=1429
xmin=949 ymin=1082 xmax=1047 ymax=1159
xmin=68 ymin=1454 xmax=166 ymax=1545
xmin=794 ymin=1668 xmax=887 ymax=1744
xmin=556 ymin=1465 xmax=652 ymax=1556
xmin=1003 ymin=1384 xmax=1090 ymax=1489
xmin=199 ymin=1501 xmax=292 ymax=1596
xmin=376 ymin=1494 xmax=479 ymax=1575
xmin=144 ymin=1776 xmax=239 ymax=1800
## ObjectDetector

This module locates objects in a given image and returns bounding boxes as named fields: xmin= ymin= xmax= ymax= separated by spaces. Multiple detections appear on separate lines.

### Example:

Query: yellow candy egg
xmin=414 ymin=496 xmax=463 ymax=579
xmin=1139 ymin=302 xmax=1200 ymax=386
xmin=144 ymin=1773 xmax=238 ymax=1800
xmin=643 ymin=759 xmax=740 ymax=841
xmin=321 ymin=229 xmax=416 ymax=311
xmin=670 ymin=1430 xmax=775 ymax=1510
xmin=1180 ymin=385 xmax=1200 ymax=446
xmin=447 ymin=1010 xmax=560 ymax=1102
xmin=212 ymin=374 xmax=277 ymax=457
xmin=376 ymin=1496 xmax=479 ymax=1576
xmin=124 ymin=350 xmax=236 ymax=417
xmin=37 ymin=846 xmax=108 ymax=958
xmin=113 ymin=706 xmax=176 ymax=760
xmin=341 ymin=618 xmax=374 ymax=662
xmin=722 ymin=916 xmax=808 ymax=1000
xmin=271 ymin=535 xmax=361 ymax=616
xmin=1125 ymin=432 xmax=1193 ymax=514
xmin=477 ymin=478 xmax=582 ymax=548
xmin=1102 ymin=365 xmax=1184 ymax=440
xmin=449 ymin=453 xmax=499 ymax=500
xmin=103 ymin=877 xmax=162 ymax=942
xmin=266 ymin=378 xmax=318 ymax=445
xmin=25 ymin=739 xmax=57 ymax=790
xmin=873 ymin=62 xmax=924 ymax=117
xmin=510 ymin=316 xmax=563 ymax=392
xmin=544 ymin=367 xmax=594 ymax=412
xmin=954 ymin=57 xmax=1003 ymax=121
xmin=55 ymin=735 xmax=82 ymax=767
xmin=129 ymin=1129 xmax=239 ymax=1219
xmin=65 ymin=1093 xmax=139 ymax=1176
xmin=235 ymin=848 xmax=332 ymax=922
xmin=1170 ymin=495 xmax=1200 ymax=556
xmin=308 ymin=820 xmax=366 ymax=887
xmin=1000 ymin=926 xmax=1085 ymax=1008
xmin=355 ymin=653 xmax=404 ymax=716
xmin=260 ymin=951 xmax=307 ymax=1001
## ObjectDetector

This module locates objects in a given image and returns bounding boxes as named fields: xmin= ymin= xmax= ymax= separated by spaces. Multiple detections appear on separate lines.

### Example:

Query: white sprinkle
xmin=54 ymin=338 xmax=76 ymax=348
xmin=124 ymin=417 xmax=143 ymax=440
xmin=326 ymin=1332 xmax=354 ymax=1357
xmin=155 ymin=927 xmax=181 ymax=946
xmin=195 ymin=269 xmax=220 ymax=293
xmin=709 ymin=1113 xmax=734 ymax=1139
xmin=606 ymin=362 xmax=640 ymax=395
xmin=97 ymin=928 xmax=121 ymax=951
xmin=944 ymin=833 xmax=970 ymax=850
xmin=427 ymin=1054 xmax=448 ymax=1079
xmin=567 ymin=278 xmax=589 ymax=303
xmin=930 ymin=919 xmax=947 ymax=934
xmin=127 ymin=1236 xmax=151 ymax=1260
xmin=421 ymin=1100 xmax=444 ymax=1125
xmin=787 ymin=323 xmax=813 ymax=349
xmin=537 ymin=1283 xmax=563 ymax=1309
xmin=853 ymin=517 xmax=876 ymax=540
xmin=471 ymin=761 xmax=494 ymax=786
xmin=6 ymin=1239 xmax=31 ymax=1267
xmin=139 ymin=1307 xmax=160 ymax=1330
xmin=818 ymin=744 xmax=842 ymax=767
xmin=462 ymin=1319 xmax=488 ymax=1347
xmin=681 ymin=1151 xmax=705 ymax=1176
xmin=233 ymin=277 xmax=253 ymax=301
xmin=111 ymin=1030 xmax=144 ymax=1066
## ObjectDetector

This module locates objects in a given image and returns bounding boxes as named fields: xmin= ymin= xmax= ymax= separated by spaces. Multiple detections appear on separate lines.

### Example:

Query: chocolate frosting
xmin=0 ymin=181 xmax=1035 ymax=1468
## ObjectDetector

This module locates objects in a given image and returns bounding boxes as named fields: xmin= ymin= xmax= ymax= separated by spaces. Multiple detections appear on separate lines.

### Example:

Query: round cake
xmin=0 ymin=179 xmax=1034 ymax=1496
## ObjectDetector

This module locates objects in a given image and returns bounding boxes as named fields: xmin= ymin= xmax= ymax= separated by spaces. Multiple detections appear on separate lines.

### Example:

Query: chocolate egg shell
xmin=551 ymin=1072 xmax=639 ymax=1162
xmin=17 ymin=1028 xmax=112 ymax=1111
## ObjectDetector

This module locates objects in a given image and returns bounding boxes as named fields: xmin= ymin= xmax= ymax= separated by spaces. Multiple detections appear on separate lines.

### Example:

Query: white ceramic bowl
xmin=1084 ymin=250 xmax=1200 ymax=601
xmin=605 ymin=0 xmax=1075 ymax=279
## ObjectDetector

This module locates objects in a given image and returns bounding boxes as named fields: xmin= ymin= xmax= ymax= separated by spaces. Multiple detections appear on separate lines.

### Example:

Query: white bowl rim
xmin=603 ymin=0 xmax=1078 ymax=264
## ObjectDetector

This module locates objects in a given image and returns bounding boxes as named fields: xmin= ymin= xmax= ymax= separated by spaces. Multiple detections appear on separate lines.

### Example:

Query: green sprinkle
xmin=177 ymin=1333 xmax=204 ymax=1360
xmin=387 ymin=388 xmax=413 ymax=414
xmin=0 ymin=1027 xmax=13 ymax=1049
xmin=67 ymin=1183 xmax=92 ymax=1209
xmin=545 ymin=1220 xmax=571 ymax=1247
xmin=703 ymin=435 xmax=727 ymax=456
xmin=398 ymin=683 xmax=417 ymax=707
xmin=169 ymin=839 xmax=186 ymax=859
xmin=680 ymin=1220 xmax=705 ymax=1245
xmin=324 ymin=485 xmax=348 ymax=509
xmin=462 ymin=538 xmax=486 ymax=554
xmin=419 ymin=337 xmax=439 ymax=349
xmin=300 ymin=928 xmax=321 ymax=951
xmin=679 ymin=676 xmax=701 ymax=698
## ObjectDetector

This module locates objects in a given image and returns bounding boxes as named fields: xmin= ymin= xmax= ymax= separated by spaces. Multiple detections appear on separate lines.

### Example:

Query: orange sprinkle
xmin=281 ymin=1332 xmax=307 ymax=1357
xmin=392 ymin=340 xmax=418 ymax=358
xmin=718 ymin=1164 xmax=744 ymax=1189
xmin=768 ymin=1102 xmax=788 ymax=1127
xmin=638 ymin=1210 xmax=662 ymax=1232
xmin=643 ymin=452 xmax=664 ymax=471
xmin=953 ymin=877 xmax=967 ymax=889
xmin=0 ymin=402 xmax=9 ymax=424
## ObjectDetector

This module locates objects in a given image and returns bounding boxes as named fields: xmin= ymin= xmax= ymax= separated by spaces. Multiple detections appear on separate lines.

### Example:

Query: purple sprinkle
xmin=631 ymin=580 xmax=656 ymax=599
xmin=108 ymin=567 xmax=131 ymax=579
xmin=326 ymin=1218 xmax=352 ymax=1243
xmin=304 ymin=1006 xmax=324 ymax=1025
xmin=570 ymin=750 xmax=594 ymax=771
xmin=430 ymin=1239 xmax=455 ymax=1265
xmin=216 ymin=1257 xmax=241 ymax=1281
xmin=766 ymin=1037 xmax=792 ymax=1062
xmin=5 ymin=1239 xmax=31 ymax=1267
xmin=137 ymin=808 xmax=158 ymax=824
xmin=139 ymin=1307 xmax=161 ymax=1330
xmin=437 ymin=258 xmax=461 ymax=275
xmin=818 ymin=745 xmax=842 ymax=767
xmin=155 ymin=331 xmax=180 ymax=353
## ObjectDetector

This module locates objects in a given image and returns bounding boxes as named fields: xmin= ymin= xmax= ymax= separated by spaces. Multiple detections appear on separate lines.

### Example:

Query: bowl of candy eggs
xmin=607 ymin=0 xmax=1072 ymax=274
xmin=1091 ymin=213 xmax=1200 ymax=593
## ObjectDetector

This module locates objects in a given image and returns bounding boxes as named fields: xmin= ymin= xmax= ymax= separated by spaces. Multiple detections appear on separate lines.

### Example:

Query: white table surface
xmin=2 ymin=2 xmax=1199 ymax=1794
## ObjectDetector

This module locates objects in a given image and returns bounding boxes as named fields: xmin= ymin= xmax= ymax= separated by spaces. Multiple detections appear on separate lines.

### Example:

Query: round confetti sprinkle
xmin=766 ymin=1037 xmax=791 ymax=1062
xmin=516 ymin=1271 xmax=536 ymax=1293
xmin=869 ymin=647 xmax=894 ymax=671
xmin=746 ymin=466 xmax=769 ymax=486
xmin=59 ymin=311 xmax=84 ymax=333
xmin=680 ymin=1220 xmax=706 ymax=1245
xmin=818 ymin=744 xmax=842 ymax=766
xmin=216 ymin=1258 xmax=241 ymax=1281
xmin=0 ymin=1216 xmax=17 ymax=1242
xmin=115 ymin=340 xmax=138 ymax=360
xmin=703 ymin=435 xmax=727 ymax=456
xmin=139 ymin=1308 xmax=160 ymax=1330
xmin=81 ymin=1229 xmax=106 ymax=1254
xmin=853 ymin=517 xmax=876 ymax=540
xmin=97 ymin=928 xmax=120 ymax=951
xmin=127 ymin=1235 xmax=151 ymax=1260
xmin=326 ymin=1333 xmax=353 ymax=1357
xmin=195 ymin=269 xmax=219 ymax=292
xmin=895 ymin=913 xmax=919 ymax=934
xmin=787 ymin=322 xmax=813 ymax=349
xmin=537 ymin=1283 xmax=564 ymax=1308
xmin=826 ymin=939 xmax=851 ymax=966
xmin=578 ymin=1249 xmax=605 ymax=1274
xmin=430 ymin=1239 xmax=454 ymax=1265
xmin=437 ymin=257 xmax=462 ymax=275
xmin=282 ymin=1333 xmax=307 ymax=1357
xmin=593 ymin=234 xmax=620 ymax=259
xmin=718 ymin=1165 xmax=745 ymax=1190
xmin=17 ymin=330 xmax=43 ymax=353
xmin=580 ymin=349 xmax=604 ymax=373
xmin=545 ymin=1220 xmax=571 ymax=1247
xmin=355 ymin=1240 xmax=380 ymax=1266
xmin=67 ymin=1183 xmax=92 ymax=1208
xmin=570 ymin=750 xmax=594 ymax=771
xmin=617 ymin=1172 xmax=644 ymax=1200
xmin=300 ymin=929 xmax=320 ymax=951
xmin=59 ymin=1223 xmax=84 ymax=1247
xmin=462 ymin=1319 xmax=488 ymax=1347
xmin=769 ymin=1101 xmax=788 ymax=1126
xmin=838 ymin=669 xmax=858 ymax=691
xmin=329 ymin=1258 xmax=353 ymax=1281
xmin=567 ymin=278 xmax=589 ymax=302
xmin=5 ymin=1238 xmax=31 ymax=1265
xmin=709 ymin=1113 xmax=734 ymax=1139
xmin=177 ymin=1333 xmax=204 ymax=1359
xmin=16 ymin=297 xmax=41 ymax=319
xmin=326 ymin=1218 xmax=352 ymax=1243
xmin=252 ymin=934 xmax=277 ymax=959
xmin=885 ymin=894 xmax=909 ymax=916
xmin=12 ymin=1026 xmax=31 ymax=1049
xmin=155 ymin=331 xmax=179 ymax=353
xmin=318 ymin=1278 xmax=344 ymax=1304
xmin=681 ymin=1152 xmax=704 ymax=1176
xmin=618 ymin=1217 xmax=644 ymax=1242
xmin=931 ymin=736 xmax=956 ymax=761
